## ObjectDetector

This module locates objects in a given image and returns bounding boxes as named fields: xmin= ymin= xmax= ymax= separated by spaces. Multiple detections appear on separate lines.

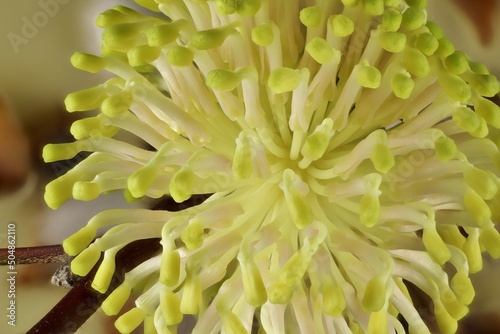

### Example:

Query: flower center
xmin=39 ymin=2 xmax=500 ymax=333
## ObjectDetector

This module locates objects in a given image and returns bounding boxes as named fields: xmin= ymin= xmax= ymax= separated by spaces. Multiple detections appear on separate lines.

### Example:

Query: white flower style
xmin=43 ymin=0 xmax=500 ymax=333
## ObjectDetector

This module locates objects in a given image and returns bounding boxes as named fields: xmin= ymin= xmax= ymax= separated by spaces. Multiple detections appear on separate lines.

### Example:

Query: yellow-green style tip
xmin=92 ymin=257 xmax=116 ymax=293
xmin=44 ymin=178 xmax=71 ymax=210
xmin=440 ymin=287 xmax=469 ymax=320
xmin=70 ymin=116 xmax=118 ymax=140
xmin=434 ymin=300 xmax=458 ymax=334
xmin=422 ymin=226 xmax=451 ymax=265
xmin=363 ymin=0 xmax=384 ymax=16
xmin=300 ymin=118 xmax=335 ymax=162
xmin=236 ymin=0 xmax=262 ymax=17
xmin=450 ymin=271 xmax=475 ymax=306
xmin=463 ymin=187 xmax=492 ymax=226
xmin=330 ymin=14 xmax=355 ymax=37
xmin=453 ymin=106 xmax=480 ymax=133
xmin=322 ymin=280 xmax=346 ymax=316
xmin=381 ymin=9 xmax=402 ymax=32
xmin=71 ymin=52 xmax=107 ymax=73
xmin=70 ymin=246 xmax=101 ymax=277
xmin=439 ymin=73 xmax=471 ymax=104
xmin=147 ymin=20 xmax=186 ymax=46
xmin=444 ymin=51 xmax=469 ymax=75
xmin=436 ymin=37 xmax=455 ymax=58
xmin=181 ymin=219 xmax=205 ymax=250
xmin=391 ymin=72 xmax=415 ymax=99
xmin=179 ymin=267 xmax=202 ymax=314
xmin=190 ymin=24 xmax=237 ymax=50
xmin=468 ymin=73 xmax=500 ymax=97
xmin=160 ymin=288 xmax=183 ymax=325
xmin=240 ymin=257 xmax=267 ymax=306
xmin=251 ymin=23 xmax=274 ymax=46
xmin=464 ymin=166 xmax=498 ymax=200
xmin=357 ymin=64 xmax=382 ymax=89
xmin=268 ymin=67 xmax=303 ymax=94
xmin=268 ymin=281 xmax=294 ymax=304
xmin=300 ymin=6 xmax=322 ymax=28
xmin=127 ymin=164 xmax=158 ymax=199
xmin=367 ymin=310 xmax=388 ymax=334
xmin=370 ymin=143 xmax=395 ymax=173
xmin=463 ymin=234 xmax=483 ymax=274
xmin=102 ymin=283 xmax=132 ymax=316
xmin=215 ymin=0 xmax=237 ymax=15
xmin=403 ymin=48 xmax=430 ymax=78
xmin=435 ymin=136 xmax=457 ymax=162
xmin=360 ymin=192 xmax=381 ymax=227
xmin=95 ymin=6 xmax=146 ymax=28
xmin=280 ymin=169 xmax=314 ymax=229
xmin=101 ymin=91 xmax=133 ymax=117
xmin=306 ymin=37 xmax=340 ymax=64
xmin=127 ymin=45 xmax=161 ymax=66
xmin=206 ymin=69 xmax=244 ymax=91
xmin=217 ymin=303 xmax=249 ymax=334
xmin=401 ymin=7 xmax=426 ymax=31
xmin=362 ymin=274 xmax=387 ymax=312
xmin=426 ymin=20 xmax=444 ymax=38
xmin=166 ymin=46 xmax=194 ymax=67
xmin=72 ymin=182 xmax=100 ymax=201
xmin=63 ymin=225 xmax=97 ymax=256
xmin=480 ymin=225 xmax=500 ymax=258
xmin=115 ymin=307 xmax=146 ymax=334
xmin=169 ymin=168 xmax=194 ymax=203
xmin=379 ymin=31 xmax=406 ymax=53
xmin=65 ymin=87 xmax=108 ymax=112
xmin=102 ymin=22 xmax=145 ymax=53
xmin=279 ymin=248 xmax=311 ymax=287
xmin=476 ymin=97 xmax=500 ymax=129
xmin=232 ymin=131 xmax=254 ymax=179
xmin=415 ymin=32 xmax=439 ymax=56
xmin=160 ymin=249 xmax=181 ymax=287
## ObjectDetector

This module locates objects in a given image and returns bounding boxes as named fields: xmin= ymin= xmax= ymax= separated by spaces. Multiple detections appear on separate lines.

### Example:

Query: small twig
xmin=25 ymin=194 xmax=207 ymax=333
xmin=0 ymin=244 xmax=69 ymax=265
xmin=27 ymin=238 xmax=161 ymax=334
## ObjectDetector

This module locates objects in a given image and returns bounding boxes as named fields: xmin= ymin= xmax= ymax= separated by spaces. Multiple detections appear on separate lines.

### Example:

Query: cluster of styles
xmin=43 ymin=0 xmax=500 ymax=333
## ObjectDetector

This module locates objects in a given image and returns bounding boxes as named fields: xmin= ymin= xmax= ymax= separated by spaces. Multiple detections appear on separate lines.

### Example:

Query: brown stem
xmin=0 ymin=244 xmax=69 ymax=265
xmin=27 ymin=238 xmax=161 ymax=334
xmin=26 ymin=194 xmax=208 ymax=333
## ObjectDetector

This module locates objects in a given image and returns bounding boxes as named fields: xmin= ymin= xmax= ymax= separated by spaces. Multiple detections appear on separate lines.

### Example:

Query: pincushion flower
xmin=42 ymin=0 xmax=500 ymax=333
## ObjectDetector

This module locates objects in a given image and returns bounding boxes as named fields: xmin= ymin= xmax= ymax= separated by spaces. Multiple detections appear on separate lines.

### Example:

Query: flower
xmin=43 ymin=0 xmax=500 ymax=333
